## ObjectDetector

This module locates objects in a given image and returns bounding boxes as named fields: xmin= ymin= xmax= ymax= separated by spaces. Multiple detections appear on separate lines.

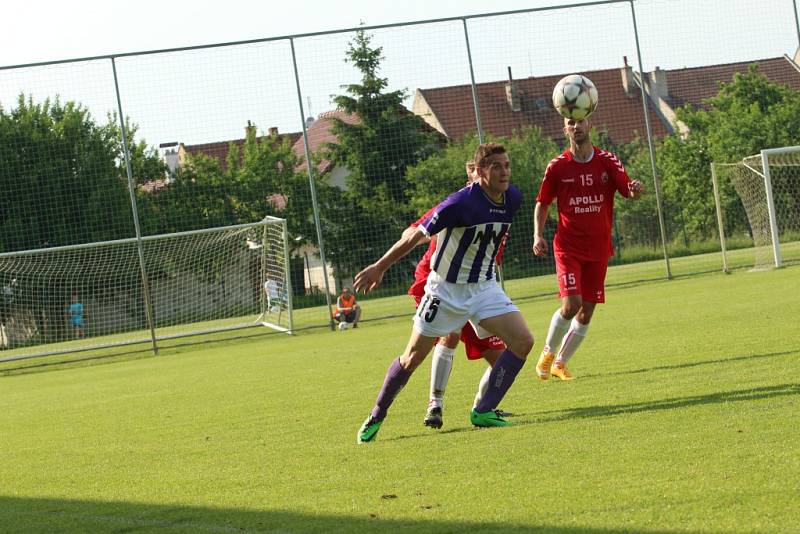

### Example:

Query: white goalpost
xmin=711 ymin=146 xmax=800 ymax=272
xmin=0 ymin=217 xmax=293 ymax=363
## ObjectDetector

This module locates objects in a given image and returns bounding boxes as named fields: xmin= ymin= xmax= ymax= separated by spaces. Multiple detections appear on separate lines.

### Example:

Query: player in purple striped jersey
xmin=355 ymin=143 xmax=535 ymax=443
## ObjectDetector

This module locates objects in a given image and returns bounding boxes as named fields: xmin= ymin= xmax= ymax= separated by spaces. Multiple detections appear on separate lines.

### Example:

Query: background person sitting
xmin=333 ymin=287 xmax=360 ymax=328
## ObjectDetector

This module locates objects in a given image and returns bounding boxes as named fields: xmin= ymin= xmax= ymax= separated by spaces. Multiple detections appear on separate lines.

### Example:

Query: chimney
xmin=649 ymin=66 xmax=669 ymax=99
xmin=268 ymin=126 xmax=279 ymax=137
xmin=505 ymin=66 xmax=522 ymax=112
xmin=305 ymin=116 xmax=315 ymax=129
xmin=245 ymin=120 xmax=256 ymax=138
xmin=621 ymin=56 xmax=636 ymax=96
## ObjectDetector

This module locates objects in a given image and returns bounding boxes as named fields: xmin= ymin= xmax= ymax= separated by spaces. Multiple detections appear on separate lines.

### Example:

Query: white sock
xmin=556 ymin=318 xmax=589 ymax=367
xmin=472 ymin=365 xmax=493 ymax=409
xmin=430 ymin=344 xmax=455 ymax=405
xmin=544 ymin=309 xmax=571 ymax=354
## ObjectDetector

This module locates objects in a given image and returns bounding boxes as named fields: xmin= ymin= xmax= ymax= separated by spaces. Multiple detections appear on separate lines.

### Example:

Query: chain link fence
xmin=1 ymin=0 xmax=799 ymax=360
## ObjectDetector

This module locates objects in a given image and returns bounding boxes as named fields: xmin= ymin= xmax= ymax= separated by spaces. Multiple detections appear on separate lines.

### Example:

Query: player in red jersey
xmin=532 ymin=116 xmax=643 ymax=380
xmin=406 ymin=161 xmax=509 ymax=429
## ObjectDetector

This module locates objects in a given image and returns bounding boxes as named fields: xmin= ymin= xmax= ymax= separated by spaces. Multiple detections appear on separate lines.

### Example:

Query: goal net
xmin=712 ymin=146 xmax=800 ymax=271
xmin=0 ymin=217 xmax=292 ymax=363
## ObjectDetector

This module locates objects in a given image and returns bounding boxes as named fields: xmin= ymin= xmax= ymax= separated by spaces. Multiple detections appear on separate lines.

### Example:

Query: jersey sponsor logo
xmin=562 ymin=178 xmax=575 ymax=183
xmin=601 ymin=171 xmax=609 ymax=184
xmin=574 ymin=205 xmax=601 ymax=214
xmin=569 ymin=194 xmax=604 ymax=206
xmin=472 ymin=227 xmax=506 ymax=248
xmin=489 ymin=208 xmax=507 ymax=214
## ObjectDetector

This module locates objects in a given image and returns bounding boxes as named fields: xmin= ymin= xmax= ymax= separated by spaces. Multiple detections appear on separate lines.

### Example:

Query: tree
xmin=0 ymin=94 xmax=165 ymax=342
xmin=140 ymin=124 xmax=314 ymax=251
xmin=651 ymin=65 xmax=800 ymax=243
xmin=0 ymin=95 xmax=153 ymax=252
xmin=318 ymin=29 xmax=440 ymax=284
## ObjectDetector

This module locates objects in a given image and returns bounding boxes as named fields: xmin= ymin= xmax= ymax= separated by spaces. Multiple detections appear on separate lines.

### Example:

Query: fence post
xmin=462 ymin=18 xmax=484 ymax=144
xmin=710 ymin=163 xmax=730 ymax=273
xmin=289 ymin=38 xmax=336 ymax=329
xmin=110 ymin=57 xmax=159 ymax=355
xmin=794 ymin=0 xmax=800 ymax=52
xmin=629 ymin=0 xmax=672 ymax=279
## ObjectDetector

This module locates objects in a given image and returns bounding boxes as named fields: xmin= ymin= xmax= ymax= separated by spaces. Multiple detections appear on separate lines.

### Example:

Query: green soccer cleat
xmin=470 ymin=408 xmax=511 ymax=427
xmin=357 ymin=416 xmax=383 ymax=444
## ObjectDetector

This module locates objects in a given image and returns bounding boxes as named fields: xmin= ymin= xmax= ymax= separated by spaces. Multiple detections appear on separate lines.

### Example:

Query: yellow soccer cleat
xmin=536 ymin=350 xmax=555 ymax=380
xmin=551 ymin=362 xmax=574 ymax=381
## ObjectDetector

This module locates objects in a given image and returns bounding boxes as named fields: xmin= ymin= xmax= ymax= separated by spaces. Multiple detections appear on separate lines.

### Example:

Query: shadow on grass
xmin=0 ymin=496 xmax=703 ymax=534
xmin=582 ymin=349 xmax=799 ymax=379
xmin=537 ymin=383 xmax=800 ymax=423
xmin=390 ymin=383 xmax=799 ymax=442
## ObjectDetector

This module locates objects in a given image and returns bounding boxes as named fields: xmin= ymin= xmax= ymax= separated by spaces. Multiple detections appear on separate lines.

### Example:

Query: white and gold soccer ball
xmin=338 ymin=321 xmax=350 ymax=331
xmin=552 ymin=74 xmax=599 ymax=120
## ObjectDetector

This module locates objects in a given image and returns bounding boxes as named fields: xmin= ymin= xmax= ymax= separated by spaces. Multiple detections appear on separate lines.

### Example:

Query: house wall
xmin=412 ymin=90 xmax=447 ymax=137
xmin=296 ymin=243 xmax=336 ymax=294
xmin=327 ymin=165 xmax=349 ymax=190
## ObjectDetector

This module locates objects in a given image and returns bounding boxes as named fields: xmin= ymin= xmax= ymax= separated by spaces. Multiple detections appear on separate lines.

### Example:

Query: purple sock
xmin=475 ymin=349 xmax=525 ymax=413
xmin=370 ymin=357 xmax=413 ymax=421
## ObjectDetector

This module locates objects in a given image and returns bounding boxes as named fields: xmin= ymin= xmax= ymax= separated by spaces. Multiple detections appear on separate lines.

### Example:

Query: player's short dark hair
xmin=474 ymin=143 xmax=506 ymax=169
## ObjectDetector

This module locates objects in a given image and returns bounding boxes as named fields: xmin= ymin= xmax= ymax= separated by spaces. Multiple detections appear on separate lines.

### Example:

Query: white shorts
xmin=413 ymin=271 xmax=519 ymax=338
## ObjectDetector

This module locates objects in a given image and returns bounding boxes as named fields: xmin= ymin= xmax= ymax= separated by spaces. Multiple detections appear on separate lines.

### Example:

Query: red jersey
xmin=407 ymin=205 xmax=506 ymax=298
xmin=536 ymin=147 xmax=631 ymax=261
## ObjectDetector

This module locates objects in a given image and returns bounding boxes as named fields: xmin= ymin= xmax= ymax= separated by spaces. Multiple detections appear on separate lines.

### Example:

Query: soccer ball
xmin=552 ymin=74 xmax=599 ymax=120
xmin=338 ymin=321 xmax=350 ymax=331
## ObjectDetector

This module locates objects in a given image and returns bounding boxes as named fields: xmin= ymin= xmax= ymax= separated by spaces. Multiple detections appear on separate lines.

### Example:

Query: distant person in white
xmin=264 ymin=279 xmax=282 ymax=313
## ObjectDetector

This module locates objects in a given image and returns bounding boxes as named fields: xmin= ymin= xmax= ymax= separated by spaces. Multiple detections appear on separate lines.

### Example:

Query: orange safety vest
xmin=337 ymin=294 xmax=356 ymax=311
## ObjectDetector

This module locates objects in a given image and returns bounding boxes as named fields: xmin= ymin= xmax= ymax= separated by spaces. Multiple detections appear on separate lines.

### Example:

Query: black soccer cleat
xmin=423 ymin=405 xmax=443 ymax=429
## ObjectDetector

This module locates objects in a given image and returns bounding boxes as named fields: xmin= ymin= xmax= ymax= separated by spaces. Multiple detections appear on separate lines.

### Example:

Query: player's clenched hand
xmin=532 ymin=235 xmax=548 ymax=257
xmin=628 ymin=180 xmax=643 ymax=198
xmin=354 ymin=264 xmax=385 ymax=294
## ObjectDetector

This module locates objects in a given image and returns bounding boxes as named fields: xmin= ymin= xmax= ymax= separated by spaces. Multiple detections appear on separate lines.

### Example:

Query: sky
xmin=1 ymin=0 xmax=580 ymax=67
xmin=1 ymin=0 xmax=798 ymax=147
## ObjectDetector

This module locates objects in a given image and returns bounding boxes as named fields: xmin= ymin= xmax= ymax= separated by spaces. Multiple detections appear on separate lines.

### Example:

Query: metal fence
xmin=1 ymin=0 xmax=799 ymax=358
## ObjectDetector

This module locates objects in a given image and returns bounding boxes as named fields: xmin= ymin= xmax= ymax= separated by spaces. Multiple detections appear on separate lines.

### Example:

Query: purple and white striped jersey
xmin=419 ymin=182 xmax=522 ymax=283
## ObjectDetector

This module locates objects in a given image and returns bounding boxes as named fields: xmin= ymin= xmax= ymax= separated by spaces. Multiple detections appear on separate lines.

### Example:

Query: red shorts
xmin=411 ymin=294 xmax=505 ymax=360
xmin=459 ymin=321 xmax=506 ymax=360
xmin=554 ymin=253 xmax=608 ymax=303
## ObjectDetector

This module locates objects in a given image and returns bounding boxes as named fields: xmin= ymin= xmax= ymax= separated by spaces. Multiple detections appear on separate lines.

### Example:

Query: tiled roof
xmin=663 ymin=57 xmax=800 ymax=109
xmin=292 ymin=107 xmax=445 ymax=175
xmin=182 ymin=131 xmax=303 ymax=169
xmin=292 ymin=109 xmax=360 ymax=174
xmin=417 ymin=67 xmax=668 ymax=145
xmin=416 ymin=57 xmax=800 ymax=145
xmin=138 ymin=179 xmax=169 ymax=193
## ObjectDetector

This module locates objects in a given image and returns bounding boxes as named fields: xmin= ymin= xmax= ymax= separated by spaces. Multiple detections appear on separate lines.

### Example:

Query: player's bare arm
xmin=532 ymin=201 xmax=550 ymax=256
xmin=628 ymin=180 xmax=643 ymax=200
xmin=354 ymin=228 xmax=428 ymax=294
xmin=401 ymin=224 xmax=431 ymax=244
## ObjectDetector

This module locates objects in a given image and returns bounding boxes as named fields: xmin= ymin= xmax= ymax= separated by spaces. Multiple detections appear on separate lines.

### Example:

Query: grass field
xmin=1 ymin=266 xmax=799 ymax=533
